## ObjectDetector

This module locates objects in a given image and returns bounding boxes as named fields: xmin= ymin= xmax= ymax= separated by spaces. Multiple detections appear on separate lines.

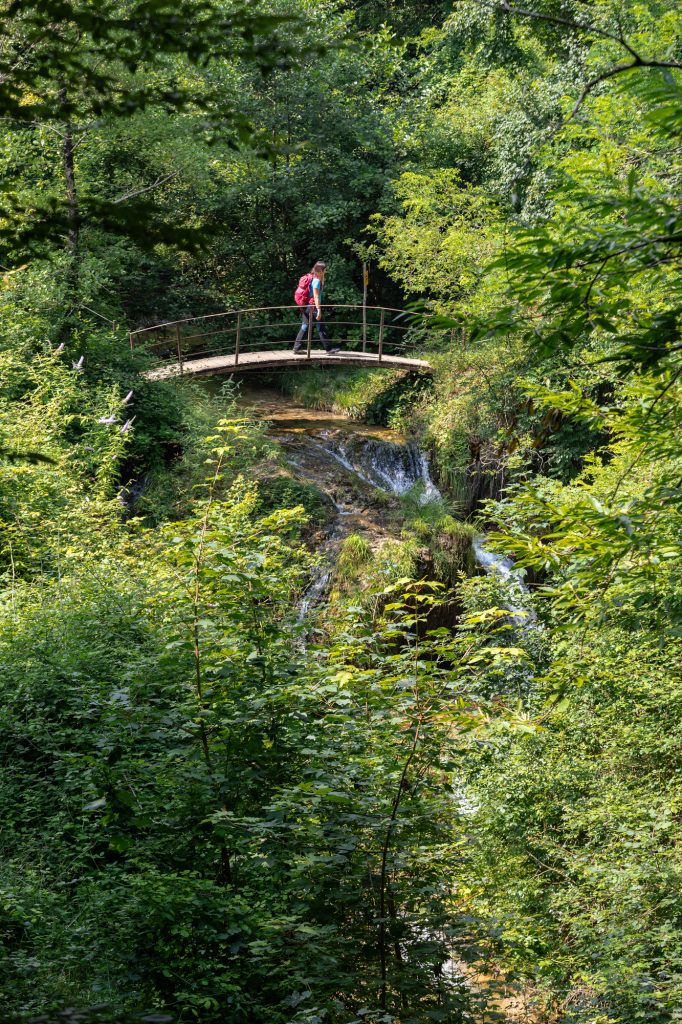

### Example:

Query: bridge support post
xmin=306 ymin=307 xmax=313 ymax=359
xmin=378 ymin=308 xmax=384 ymax=363
xmin=235 ymin=312 xmax=241 ymax=366
xmin=175 ymin=324 xmax=184 ymax=375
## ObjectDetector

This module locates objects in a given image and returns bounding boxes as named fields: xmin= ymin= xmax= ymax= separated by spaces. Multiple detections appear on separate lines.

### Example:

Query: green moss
xmin=332 ymin=533 xmax=422 ymax=604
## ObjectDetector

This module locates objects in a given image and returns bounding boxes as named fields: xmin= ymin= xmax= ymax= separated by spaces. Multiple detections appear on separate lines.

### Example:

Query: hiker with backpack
xmin=293 ymin=261 xmax=339 ymax=354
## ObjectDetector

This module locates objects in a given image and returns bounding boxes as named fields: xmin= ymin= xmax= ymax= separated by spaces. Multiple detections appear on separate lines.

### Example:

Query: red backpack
xmin=294 ymin=272 xmax=313 ymax=307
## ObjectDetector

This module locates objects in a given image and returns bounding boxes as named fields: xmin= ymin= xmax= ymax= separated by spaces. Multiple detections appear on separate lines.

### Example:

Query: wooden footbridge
xmin=130 ymin=305 xmax=436 ymax=380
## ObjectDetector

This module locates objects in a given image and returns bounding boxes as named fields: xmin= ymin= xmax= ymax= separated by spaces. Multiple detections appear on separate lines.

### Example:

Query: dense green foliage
xmin=1 ymin=0 xmax=682 ymax=1022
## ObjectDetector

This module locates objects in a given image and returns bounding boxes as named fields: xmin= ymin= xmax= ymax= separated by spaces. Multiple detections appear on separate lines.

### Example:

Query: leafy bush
xmin=256 ymin=476 xmax=334 ymax=529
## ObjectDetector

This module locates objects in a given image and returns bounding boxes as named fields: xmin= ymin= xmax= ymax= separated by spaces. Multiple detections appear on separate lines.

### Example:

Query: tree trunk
xmin=58 ymin=84 xmax=80 ymax=306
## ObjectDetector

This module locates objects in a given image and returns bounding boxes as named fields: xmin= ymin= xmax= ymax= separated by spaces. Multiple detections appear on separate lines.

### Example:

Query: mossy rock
xmin=432 ymin=520 xmax=476 ymax=583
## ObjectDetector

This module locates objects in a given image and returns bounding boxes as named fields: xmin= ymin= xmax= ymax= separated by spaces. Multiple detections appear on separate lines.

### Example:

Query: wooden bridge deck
xmin=144 ymin=348 xmax=432 ymax=380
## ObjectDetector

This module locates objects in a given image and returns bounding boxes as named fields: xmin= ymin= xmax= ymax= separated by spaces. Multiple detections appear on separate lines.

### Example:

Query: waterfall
xmin=298 ymin=566 xmax=333 ymax=621
xmin=473 ymin=538 xmax=535 ymax=625
xmin=293 ymin=426 xmax=532 ymax=625
xmin=316 ymin=431 xmax=442 ymax=503
xmin=472 ymin=538 xmax=517 ymax=578
xmin=311 ymin=431 xmax=531 ymax=618
xmin=294 ymin=433 xmax=444 ymax=620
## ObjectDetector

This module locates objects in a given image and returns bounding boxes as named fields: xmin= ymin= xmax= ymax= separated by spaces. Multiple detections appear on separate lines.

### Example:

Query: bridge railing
xmin=129 ymin=305 xmax=445 ymax=368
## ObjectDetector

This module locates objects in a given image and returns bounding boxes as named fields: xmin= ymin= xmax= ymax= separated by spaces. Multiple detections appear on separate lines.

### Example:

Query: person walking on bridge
xmin=293 ymin=261 xmax=339 ymax=354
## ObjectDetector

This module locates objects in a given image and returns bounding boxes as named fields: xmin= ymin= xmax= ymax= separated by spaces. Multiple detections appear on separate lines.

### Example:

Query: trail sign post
xmin=362 ymin=262 xmax=369 ymax=353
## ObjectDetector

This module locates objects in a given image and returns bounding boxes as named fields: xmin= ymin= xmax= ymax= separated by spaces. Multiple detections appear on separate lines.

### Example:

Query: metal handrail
xmin=130 ymin=303 xmax=440 ymax=372
xmin=129 ymin=304 xmax=428 ymax=341
xmin=153 ymin=321 xmax=413 ymax=347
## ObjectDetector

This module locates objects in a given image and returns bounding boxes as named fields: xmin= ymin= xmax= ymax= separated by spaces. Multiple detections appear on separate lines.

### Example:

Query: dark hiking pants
xmin=294 ymin=306 xmax=332 ymax=351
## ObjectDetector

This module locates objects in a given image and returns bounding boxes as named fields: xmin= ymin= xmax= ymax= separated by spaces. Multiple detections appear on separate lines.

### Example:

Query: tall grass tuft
xmin=337 ymin=533 xmax=373 ymax=581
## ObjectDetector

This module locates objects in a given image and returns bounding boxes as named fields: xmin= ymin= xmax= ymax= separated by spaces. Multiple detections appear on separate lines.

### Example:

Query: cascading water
xmin=231 ymin=388 xmax=531 ymax=622
xmin=317 ymin=430 xmax=532 ymax=619
xmin=292 ymin=431 xmax=444 ymax=618
xmin=472 ymin=537 xmax=535 ymax=625
xmin=316 ymin=431 xmax=442 ymax=504
xmin=298 ymin=566 xmax=333 ymax=622
xmin=472 ymin=539 xmax=516 ymax=578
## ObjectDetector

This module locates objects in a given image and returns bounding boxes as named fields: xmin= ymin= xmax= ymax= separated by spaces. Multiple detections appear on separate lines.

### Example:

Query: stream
xmin=233 ymin=386 xmax=531 ymax=620
xmin=236 ymin=387 xmax=445 ymax=615
xmin=233 ymin=386 xmax=529 ymax=1014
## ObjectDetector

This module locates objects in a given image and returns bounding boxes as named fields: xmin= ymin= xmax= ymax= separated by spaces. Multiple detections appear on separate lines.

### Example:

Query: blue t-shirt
xmin=309 ymin=277 xmax=324 ymax=304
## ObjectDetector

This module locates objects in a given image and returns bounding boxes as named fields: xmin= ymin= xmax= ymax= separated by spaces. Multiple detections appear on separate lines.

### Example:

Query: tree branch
xmin=574 ymin=232 xmax=682 ymax=271
xmin=465 ymin=0 xmax=682 ymax=189
xmin=112 ymin=173 xmax=177 ymax=204
xmin=568 ymin=58 xmax=682 ymax=123
xmin=0 ymin=39 xmax=40 ymax=85
xmin=494 ymin=0 xmax=681 ymax=65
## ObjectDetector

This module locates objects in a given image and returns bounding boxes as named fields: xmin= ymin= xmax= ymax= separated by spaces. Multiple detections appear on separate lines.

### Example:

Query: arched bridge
xmin=130 ymin=306 xmax=438 ymax=379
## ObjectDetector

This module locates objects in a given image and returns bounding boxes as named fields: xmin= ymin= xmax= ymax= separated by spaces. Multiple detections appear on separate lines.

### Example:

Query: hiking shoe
xmin=293 ymin=348 xmax=306 ymax=354
xmin=328 ymin=348 xmax=341 ymax=354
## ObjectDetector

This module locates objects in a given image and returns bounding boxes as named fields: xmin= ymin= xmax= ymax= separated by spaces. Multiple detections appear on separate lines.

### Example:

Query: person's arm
xmin=313 ymin=279 xmax=322 ymax=320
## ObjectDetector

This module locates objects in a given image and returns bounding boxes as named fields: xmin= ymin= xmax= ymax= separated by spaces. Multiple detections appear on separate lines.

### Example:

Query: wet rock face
xmin=317 ymin=432 xmax=441 ymax=502
xmin=233 ymin=389 xmax=451 ymax=619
